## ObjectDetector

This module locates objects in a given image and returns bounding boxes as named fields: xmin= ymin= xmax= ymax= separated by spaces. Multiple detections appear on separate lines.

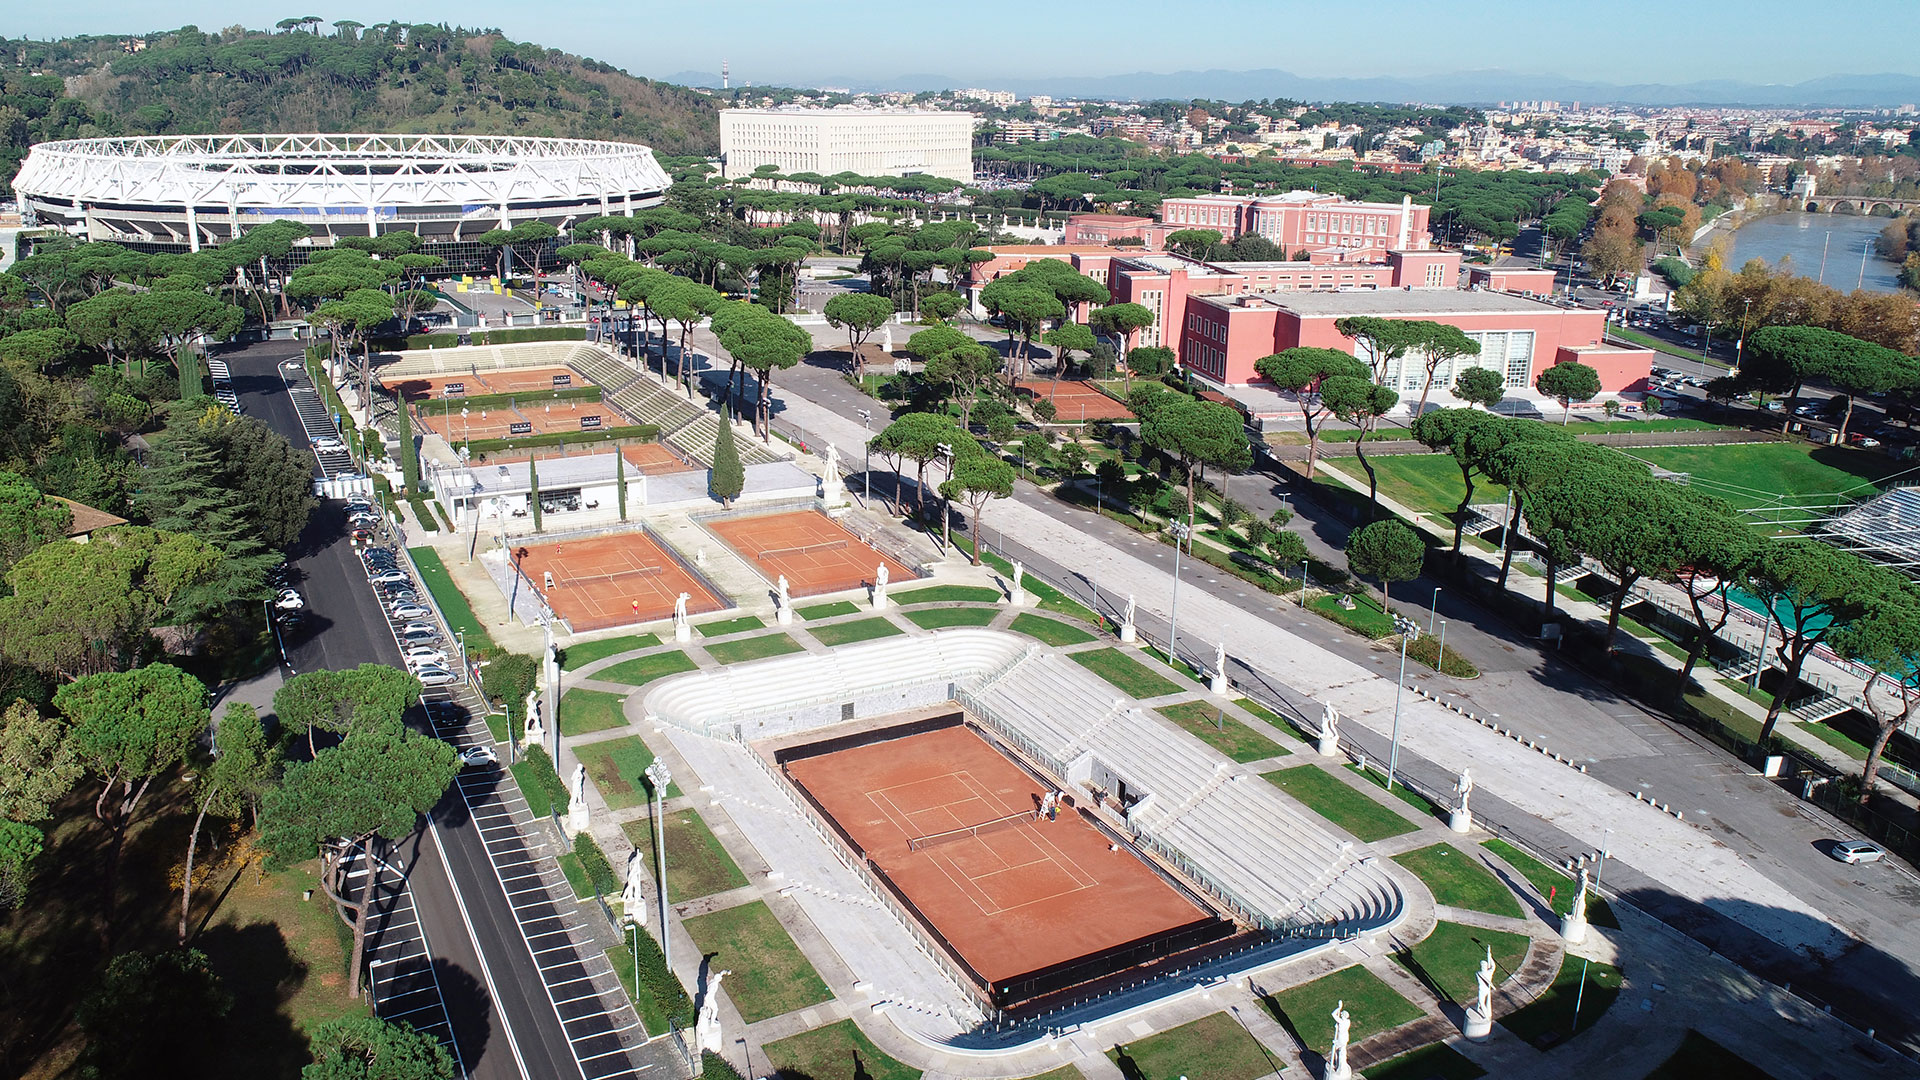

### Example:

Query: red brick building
xmin=1155 ymin=191 xmax=1432 ymax=255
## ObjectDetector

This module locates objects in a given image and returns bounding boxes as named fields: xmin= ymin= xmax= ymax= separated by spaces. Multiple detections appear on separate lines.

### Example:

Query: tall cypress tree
xmin=615 ymin=448 xmax=628 ymax=521
xmin=710 ymin=406 xmax=744 ymax=509
xmin=528 ymin=457 xmax=543 ymax=533
xmin=396 ymin=396 xmax=419 ymax=492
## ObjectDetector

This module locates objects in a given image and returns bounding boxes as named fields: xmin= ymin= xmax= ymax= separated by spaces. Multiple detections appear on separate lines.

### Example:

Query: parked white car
xmin=415 ymin=668 xmax=459 ymax=687
xmin=272 ymin=589 xmax=305 ymax=611
xmin=390 ymin=604 xmax=431 ymax=621
xmin=458 ymin=745 xmax=498 ymax=767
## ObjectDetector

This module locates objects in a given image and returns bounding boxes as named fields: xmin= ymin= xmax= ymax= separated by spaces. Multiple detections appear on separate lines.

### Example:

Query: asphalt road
xmin=219 ymin=339 xmax=598 ymax=1080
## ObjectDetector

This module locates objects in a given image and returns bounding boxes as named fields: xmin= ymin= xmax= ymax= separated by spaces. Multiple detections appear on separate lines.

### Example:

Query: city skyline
xmin=11 ymin=0 xmax=1920 ymax=102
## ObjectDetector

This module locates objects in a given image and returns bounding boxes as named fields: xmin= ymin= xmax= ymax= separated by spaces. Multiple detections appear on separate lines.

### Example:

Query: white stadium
xmin=12 ymin=133 xmax=672 ymax=253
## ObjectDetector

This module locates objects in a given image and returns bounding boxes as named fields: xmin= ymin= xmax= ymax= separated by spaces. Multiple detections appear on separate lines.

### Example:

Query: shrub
xmin=523 ymin=745 xmax=570 ymax=812
xmin=482 ymin=651 xmax=540 ymax=721
xmin=1405 ymin=631 xmax=1479 ymax=677
xmin=574 ymin=833 xmax=619 ymax=896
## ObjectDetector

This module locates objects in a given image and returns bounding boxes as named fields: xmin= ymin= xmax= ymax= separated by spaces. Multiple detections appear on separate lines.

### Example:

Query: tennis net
xmin=755 ymin=538 xmax=848 ymax=560
xmin=907 ymin=809 xmax=1036 ymax=852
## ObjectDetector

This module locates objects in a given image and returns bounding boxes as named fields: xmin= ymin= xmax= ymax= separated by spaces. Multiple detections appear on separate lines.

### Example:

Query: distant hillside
xmin=1 ymin=23 xmax=719 ymax=191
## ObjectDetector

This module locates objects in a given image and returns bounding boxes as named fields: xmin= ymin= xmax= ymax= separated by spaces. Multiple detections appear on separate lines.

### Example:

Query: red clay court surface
xmin=388 ymin=367 xmax=595 ymax=401
xmin=782 ymin=725 xmax=1209 ymax=987
xmin=414 ymin=400 xmax=619 ymax=442
xmin=515 ymin=532 xmax=725 ymax=632
xmin=623 ymin=443 xmax=696 ymax=474
xmin=1014 ymin=380 xmax=1135 ymax=420
xmin=707 ymin=510 xmax=916 ymax=598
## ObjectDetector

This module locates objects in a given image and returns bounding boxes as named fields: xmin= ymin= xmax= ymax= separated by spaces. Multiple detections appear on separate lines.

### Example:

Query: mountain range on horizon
xmin=664 ymin=66 xmax=1920 ymax=110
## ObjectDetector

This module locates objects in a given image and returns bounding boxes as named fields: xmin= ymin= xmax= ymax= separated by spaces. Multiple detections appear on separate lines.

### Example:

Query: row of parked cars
xmin=359 ymin=540 xmax=460 ymax=688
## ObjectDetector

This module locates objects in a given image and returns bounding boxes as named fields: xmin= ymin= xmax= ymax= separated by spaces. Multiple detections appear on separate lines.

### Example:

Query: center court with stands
xmin=779 ymin=719 xmax=1226 ymax=1007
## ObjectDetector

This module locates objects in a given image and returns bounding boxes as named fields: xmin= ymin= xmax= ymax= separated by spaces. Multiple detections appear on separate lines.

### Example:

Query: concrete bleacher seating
xmin=374 ymin=341 xmax=593 ymax=380
xmin=667 ymin=411 xmax=783 ymax=467
xmin=643 ymin=629 xmax=1405 ymax=937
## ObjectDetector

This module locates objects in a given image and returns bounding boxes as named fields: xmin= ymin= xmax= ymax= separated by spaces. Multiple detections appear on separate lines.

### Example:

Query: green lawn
xmin=1479 ymin=838 xmax=1619 ymax=926
xmin=1071 ymin=647 xmax=1184 ymax=699
xmin=574 ymin=735 xmax=675 ymax=809
xmin=697 ymin=614 xmax=766 ymax=637
xmin=905 ymin=606 xmax=1001 ymax=629
xmin=511 ymin=759 xmax=556 ymax=818
xmin=1619 ymin=443 xmax=1899 ymax=530
xmin=1158 ymin=700 xmax=1288 ymax=763
xmin=680 ymin=900 xmax=833 ymax=1024
xmin=1326 ymin=454 xmax=1503 ymax=522
xmin=1011 ymin=612 xmax=1096 ymax=645
xmin=594 ymin=649 xmax=698 ymax=687
xmin=1361 ymin=1043 xmax=1486 ymax=1080
xmin=962 ymin=540 xmax=1101 ymax=622
xmin=1236 ymin=697 xmax=1292 ymax=732
xmin=408 ymin=547 xmax=494 ymax=650
xmin=562 ymin=633 xmax=661 ymax=670
xmin=1392 ymin=844 xmax=1524 ymax=918
xmin=810 ymin=616 xmax=905 ymax=646
xmin=1262 ymin=765 xmax=1419 ymax=842
xmin=1641 ymin=1030 xmax=1774 ymax=1080
xmin=762 ymin=1019 xmax=921 ymax=1080
xmin=1106 ymin=1012 xmax=1283 ymax=1080
xmin=1388 ymin=920 xmax=1531 ymax=1006
xmin=556 ymin=851 xmax=592 ymax=899
xmin=891 ymin=584 xmax=1004 ymax=604
xmin=706 ymin=633 xmax=805 ymax=664
xmin=1310 ymin=592 xmax=1399 ymax=639
xmin=1262 ymin=965 xmax=1424 ymax=1056
xmin=1497 ymin=955 xmax=1623 ymax=1047
xmin=1347 ymin=763 xmax=1446 ymax=821
xmin=559 ymin=689 xmax=628 ymax=736
xmin=621 ymin=807 xmax=749 ymax=902
xmin=797 ymin=600 xmax=861 ymax=619
xmin=1800 ymin=721 xmax=1870 ymax=761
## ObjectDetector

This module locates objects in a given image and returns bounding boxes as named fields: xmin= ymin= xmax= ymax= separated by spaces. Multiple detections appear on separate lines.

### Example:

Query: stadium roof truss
xmin=1821 ymin=486 xmax=1920 ymax=570
xmin=14 ymin=133 xmax=670 ymax=214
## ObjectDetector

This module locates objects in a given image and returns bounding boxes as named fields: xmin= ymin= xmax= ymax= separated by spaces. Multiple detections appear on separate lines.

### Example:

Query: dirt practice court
xmin=707 ymin=510 xmax=916 ymax=598
xmin=388 ymin=366 xmax=594 ymax=401
xmin=781 ymin=724 xmax=1210 ymax=988
xmin=623 ymin=443 xmax=696 ymax=474
xmin=1014 ymin=380 xmax=1135 ymax=421
xmin=515 ymin=531 xmax=725 ymax=632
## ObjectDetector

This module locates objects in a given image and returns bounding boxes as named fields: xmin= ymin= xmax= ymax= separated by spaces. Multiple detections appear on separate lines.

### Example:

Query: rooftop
xmin=51 ymin=496 xmax=127 ymax=537
xmin=1233 ymin=288 xmax=1570 ymax=318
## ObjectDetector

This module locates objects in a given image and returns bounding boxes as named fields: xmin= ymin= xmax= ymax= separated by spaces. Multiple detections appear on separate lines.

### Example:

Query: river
xmin=1726 ymin=211 xmax=1903 ymax=293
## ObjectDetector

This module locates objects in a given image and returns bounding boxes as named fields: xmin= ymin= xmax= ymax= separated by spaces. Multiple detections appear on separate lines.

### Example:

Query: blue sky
xmin=15 ymin=0 xmax=1920 ymax=88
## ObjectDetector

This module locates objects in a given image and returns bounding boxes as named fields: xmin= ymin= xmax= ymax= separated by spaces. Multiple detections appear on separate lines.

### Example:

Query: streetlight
xmin=936 ymin=441 xmax=955 ymax=550
xmin=1437 ymin=619 xmax=1448 ymax=675
xmin=1428 ymin=586 xmax=1443 ymax=634
xmin=1300 ymin=558 xmax=1310 ymax=608
xmin=1594 ymin=827 xmax=1614 ymax=890
xmin=643 ymin=760 xmax=672 ymax=974
xmin=1168 ymin=519 xmax=1191 ymax=672
xmin=857 ymin=409 xmax=873 ymax=502
xmin=1732 ymin=297 xmax=1753 ymax=376
xmin=1386 ymin=632 xmax=1410 ymax=791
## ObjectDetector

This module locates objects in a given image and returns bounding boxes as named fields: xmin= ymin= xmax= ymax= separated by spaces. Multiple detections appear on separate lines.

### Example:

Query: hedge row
xmin=574 ymin=833 xmax=619 ymax=896
xmin=410 ymin=384 xmax=604 ymax=410
xmin=522 ymin=745 xmax=570 ymax=815
xmin=383 ymin=326 xmax=588 ymax=350
xmin=633 ymin=915 xmax=694 ymax=1026
xmin=465 ymin=423 xmax=661 ymax=455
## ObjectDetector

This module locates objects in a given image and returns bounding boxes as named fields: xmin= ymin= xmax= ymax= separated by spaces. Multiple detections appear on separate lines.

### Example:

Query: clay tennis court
xmin=413 ymin=399 xmax=618 ymax=441
xmin=782 ymin=724 xmax=1212 ymax=995
xmin=623 ymin=443 xmax=696 ymax=474
xmin=388 ymin=367 xmax=594 ymax=401
xmin=707 ymin=510 xmax=915 ymax=597
xmin=1014 ymin=379 xmax=1136 ymax=420
xmin=514 ymin=531 xmax=725 ymax=632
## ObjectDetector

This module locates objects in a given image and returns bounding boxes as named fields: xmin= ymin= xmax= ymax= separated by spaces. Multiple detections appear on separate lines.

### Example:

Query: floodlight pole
xmin=1168 ymin=519 xmax=1192 ymax=672
xmin=858 ymin=409 xmax=873 ymax=503
xmin=936 ymin=442 xmax=954 ymax=550
xmin=1429 ymin=586 xmax=1443 ymax=633
xmin=644 ymin=760 xmax=672 ymax=973
xmin=1387 ymin=632 xmax=1410 ymax=791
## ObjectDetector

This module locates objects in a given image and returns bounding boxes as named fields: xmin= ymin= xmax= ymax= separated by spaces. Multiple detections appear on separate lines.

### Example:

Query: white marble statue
xmin=1119 ymin=592 xmax=1138 ymax=643
xmin=1561 ymin=867 xmax=1592 ymax=944
xmin=695 ymin=968 xmax=731 ymax=1055
xmin=1210 ymin=640 xmax=1229 ymax=694
xmin=569 ymin=764 xmax=587 ymax=805
xmin=1012 ymin=560 xmax=1024 ymax=589
xmin=1123 ymin=593 xmax=1137 ymax=626
xmin=1008 ymin=560 xmax=1030 ymax=606
xmin=1317 ymin=701 xmax=1341 ymax=759
xmin=775 ymin=574 xmax=793 ymax=625
xmin=564 ymin=763 xmax=591 ymax=836
xmin=1454 ymin=767 xmax=1475 ymax=812
xmin=873 ymin=562 xmax=891 ymax=610
xmin=620 ymin=850 xmax=646 ymax=925
xmin=777 ymin=574 xmax=790 ymax=605
xmin=523 ymin=694 xmax=546 ymax=750
xmin=1570 ymin=867 xmax=1590 ymax=924
xmin=673 ymin=591 xmax=691 ymax=643
xmin=1328 ymin=1000 xmax=1352 ymax=1080
xmin=881 ymin=326 xmax=893 ymax=354
xmin=1464 ymin=946 xmax=1496 ymax=1040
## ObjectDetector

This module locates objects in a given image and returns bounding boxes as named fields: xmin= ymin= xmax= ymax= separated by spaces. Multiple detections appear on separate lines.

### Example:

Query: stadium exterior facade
xmin=12 ymin=134 xmax=671 ymax=253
